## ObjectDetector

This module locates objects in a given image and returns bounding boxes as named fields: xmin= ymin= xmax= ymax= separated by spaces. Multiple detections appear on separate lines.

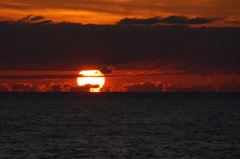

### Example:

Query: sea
xmin=0 ymin=92 xmax=240 ymax=159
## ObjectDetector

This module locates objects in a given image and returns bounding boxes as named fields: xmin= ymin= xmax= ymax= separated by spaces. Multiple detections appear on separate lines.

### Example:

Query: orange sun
xmin=77 ymin=70 xmax=105 ymax=92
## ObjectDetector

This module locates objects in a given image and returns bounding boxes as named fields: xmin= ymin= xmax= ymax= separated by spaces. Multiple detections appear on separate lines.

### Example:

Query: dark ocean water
xmin=0 ymin=92 xmax=240 ymax=159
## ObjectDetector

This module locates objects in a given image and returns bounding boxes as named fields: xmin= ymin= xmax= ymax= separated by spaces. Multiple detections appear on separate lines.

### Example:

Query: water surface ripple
xmin=1 ymin=92 xmax=240 ymax=158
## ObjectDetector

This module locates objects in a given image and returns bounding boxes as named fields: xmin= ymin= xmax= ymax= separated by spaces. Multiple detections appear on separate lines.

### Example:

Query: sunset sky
xmin=1 ymin=0 xmax=240 ymax=25
xmin=0 ymin=0 xmax=240 ymax=92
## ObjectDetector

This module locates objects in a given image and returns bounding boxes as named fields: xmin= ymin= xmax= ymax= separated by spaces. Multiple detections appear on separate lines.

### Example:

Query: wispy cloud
xmin=117 ymin=16 xmax=223 ymax=25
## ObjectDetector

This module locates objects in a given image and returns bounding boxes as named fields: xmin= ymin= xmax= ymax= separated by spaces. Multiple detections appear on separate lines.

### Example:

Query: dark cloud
xmin=0 ymin=82 xmax=98 ymax=92
xmin=2 ymin=80 xmax=240 ymax=92
xmin=160 ymin=16 xmax=222 ymax=24
xmin=70 ymin=84 xmax=99 ymax=92
xmin=177 ymin=85 xmax=216 ymax=92
xmin=218 ymin=80 xmax=240 ymax=92
xmin=0 ymin=17 xmax=240 ymax=75
xmin=0 ymin=75 xmax=78 ymax=79
xmin=11 ymin=83 xmax=33 ymax=92
xmin=226 ymin=21 xmax=240 ymax=24
xmin=30 ymin=16 xmax=45 ymax=21
xmin=0 ymin=83 xmax=9 ymax=92
xmin=18 ymin=14 xmax=49 ymax=23
xmin=48 ymin=83 xmax=75 ymax=92
xmin=21 ymin=14 xmax=33 ymax=21
xmin=49 ymin=83 xmax=62 ymax=92
xmin=117 ymin=17 xmax=160 ymax=25
xmin=29 ymin=85 xmax=47 ymax=92
xmin=9 ymin=83 xmax=48 ymax=92
xmin=123 ymin=81 xmax=164 ymax=92
xmin=100 ymin=65 xmax=116 ymax=74
xmin=117 ymin=16 xmax=222 ymax=25
xmin=121 ymin=81 xmax=216 ymax=92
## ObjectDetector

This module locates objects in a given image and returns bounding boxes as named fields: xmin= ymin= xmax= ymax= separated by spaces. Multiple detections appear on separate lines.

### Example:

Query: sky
xmin=1 ymin=0 xmax=240 ymax=25
xmin=0 ymin=0 xmax=240 ymax=92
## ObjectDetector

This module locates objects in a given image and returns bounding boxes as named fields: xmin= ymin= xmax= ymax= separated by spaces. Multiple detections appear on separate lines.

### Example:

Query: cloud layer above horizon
xmin=1 ymin=80 xmax=240 ymax=92
xmin=0 ymin=16 xmax=240 ymax=75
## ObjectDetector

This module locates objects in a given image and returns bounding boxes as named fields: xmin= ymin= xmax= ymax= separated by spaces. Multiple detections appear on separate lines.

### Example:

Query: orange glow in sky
xmin=77 ymin=70 xmax=105 ymax=92
xmin=0 ymin=0 xmax=240 ymax=25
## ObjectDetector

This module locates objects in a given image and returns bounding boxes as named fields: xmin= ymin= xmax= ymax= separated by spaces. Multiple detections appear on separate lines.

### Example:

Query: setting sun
xmin=77 ymin=70 xmax=105 ymax=92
